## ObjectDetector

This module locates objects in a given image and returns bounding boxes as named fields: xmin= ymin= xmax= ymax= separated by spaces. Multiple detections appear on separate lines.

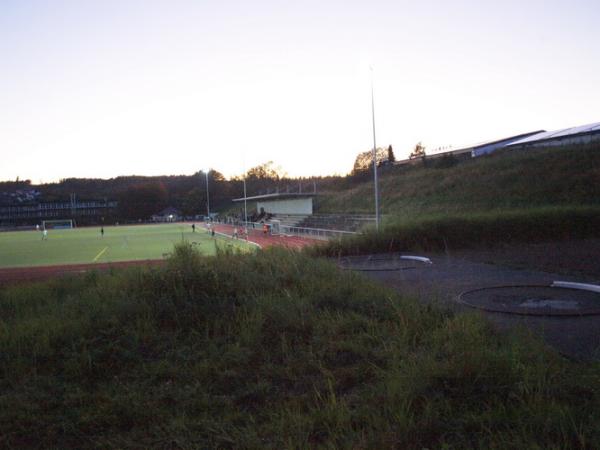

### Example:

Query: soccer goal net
xmin=42 ymin=219 xmax=74 ymax=229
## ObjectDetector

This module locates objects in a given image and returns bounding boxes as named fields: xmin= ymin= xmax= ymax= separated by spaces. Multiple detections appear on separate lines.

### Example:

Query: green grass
xmin=318 ymin=143 xmax=600 ymax=217
xmin=1 ymin=245 xmax=599 ymax=448
xmin=310 ymin=206 xmax=600 ymax=256
xmin=311 ymin=143 xmax=600 ymax=255
xmin=0 ymin=223 xmax=252 ymax=268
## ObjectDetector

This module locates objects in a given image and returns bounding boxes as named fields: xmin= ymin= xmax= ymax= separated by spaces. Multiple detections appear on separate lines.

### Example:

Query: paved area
xmin=341 ymin=253 xmax=600 ymax=361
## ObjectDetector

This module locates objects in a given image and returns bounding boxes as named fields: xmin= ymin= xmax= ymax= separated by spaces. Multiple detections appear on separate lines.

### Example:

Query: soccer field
xmin=0 ymin=223 xmax=252 ymax=269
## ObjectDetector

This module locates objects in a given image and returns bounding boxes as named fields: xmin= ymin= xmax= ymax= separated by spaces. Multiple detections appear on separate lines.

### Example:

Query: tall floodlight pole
xmin=242 ymin=156 xmax=248 ymax=226
xmin=204 ymin=169 xmax=210 ymax=218
xmin=370 ymin=67 xmax=380 ymax=230
xmin=243 ymin=176 xmax=248 ymax=226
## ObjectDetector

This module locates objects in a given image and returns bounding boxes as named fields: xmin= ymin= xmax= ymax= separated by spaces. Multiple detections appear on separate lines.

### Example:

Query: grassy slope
xmin=1 ymin=245 xmax=599 ymax=448
xmin=311 ymin=206 xmax=600 ymax=256
xmin=317 ymin=144 xmax=600 ymax=217
xmin=312 ymin=144 xmax=600 ymax=255
xmin=0 ymin=223 xmax=251 ymax=268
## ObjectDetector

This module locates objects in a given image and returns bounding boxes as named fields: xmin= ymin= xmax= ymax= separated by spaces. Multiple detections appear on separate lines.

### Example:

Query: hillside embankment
xmin=311 ymin=143 xmax=600 ymax=256
xmin=317 ymin=143 xmax=600 ymax=217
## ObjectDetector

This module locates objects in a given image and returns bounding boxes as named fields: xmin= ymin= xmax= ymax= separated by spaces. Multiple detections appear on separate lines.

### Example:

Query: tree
xmin=117 ymin=182 xmax=168 ymax=220
xmin=181 ymin=188 xmax=205 ymax=216
xmin=351 ymin=147 xmax=389 ymax=175
xmin=245 ymin=161 xmax=286 ymax=181
xmin=387 ymin=145 xmax=396 ymax=163
xmin=409 ymin=142 xmax=426 ymax=159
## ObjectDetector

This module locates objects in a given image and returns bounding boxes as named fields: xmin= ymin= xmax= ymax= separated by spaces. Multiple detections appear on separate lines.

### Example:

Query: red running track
xmin=210 ymin=223 xmax=321 ymax=250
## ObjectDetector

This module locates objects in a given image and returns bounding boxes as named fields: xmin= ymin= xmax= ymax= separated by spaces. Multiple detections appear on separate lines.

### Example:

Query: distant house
xmin=152 ymin=207 xmax=181 ymax=222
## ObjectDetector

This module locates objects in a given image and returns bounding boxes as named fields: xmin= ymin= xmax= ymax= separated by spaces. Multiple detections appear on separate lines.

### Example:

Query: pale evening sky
xmin=1 ymin=0 xmax=599 ymax=183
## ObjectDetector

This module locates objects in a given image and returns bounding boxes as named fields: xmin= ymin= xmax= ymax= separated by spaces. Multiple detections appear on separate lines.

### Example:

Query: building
xmin=467 ymin=131 xmax=546 ymax=157
xmin=392 ymin=131 xmax=543 ymax=165
xmin=425 ymin=131 xmax=544 ymax=159
xmin=233 ymin=193 xmax=315 ymax=216
xmin=505 ymin=122 xmax=600 ymax=149
xmin=151 ymin=207 xmax=182 ymax=222
xmin=0 ymin=200 xmax=117 ymax=226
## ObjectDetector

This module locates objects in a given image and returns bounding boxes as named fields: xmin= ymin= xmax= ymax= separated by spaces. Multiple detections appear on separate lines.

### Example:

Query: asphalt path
xmin=342 ymin=253 xmax=600 ymax=361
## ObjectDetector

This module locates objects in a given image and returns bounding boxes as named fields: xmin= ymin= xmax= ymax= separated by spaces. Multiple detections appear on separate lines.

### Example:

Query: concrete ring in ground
xmin=337 ymin=254 xmax=432 ymax=272
xmin=457 ymin=284 xmax=600 ymax=316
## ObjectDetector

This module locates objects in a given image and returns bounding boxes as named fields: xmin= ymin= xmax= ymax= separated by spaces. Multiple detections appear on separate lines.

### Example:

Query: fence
xmin=280 ymin=225 xmax=356 ymax=240
xmin=220 ymin=221 xmax=358 ymax=241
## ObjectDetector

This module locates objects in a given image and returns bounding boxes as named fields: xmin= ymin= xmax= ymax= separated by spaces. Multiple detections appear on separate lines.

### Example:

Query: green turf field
xmin=0 ymin=223 xmax=252 ymax=268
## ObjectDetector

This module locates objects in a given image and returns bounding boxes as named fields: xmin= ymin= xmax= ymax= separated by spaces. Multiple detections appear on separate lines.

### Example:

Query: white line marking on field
xmin=93 ymin=246 xmax=109 ymax=262
xmin=212 ymin=230 xmax=261 ymax=248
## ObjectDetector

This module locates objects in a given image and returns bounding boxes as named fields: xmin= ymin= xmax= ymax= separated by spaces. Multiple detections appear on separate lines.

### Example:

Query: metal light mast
xmin=371 ymin=67 xmax=380 ymax=230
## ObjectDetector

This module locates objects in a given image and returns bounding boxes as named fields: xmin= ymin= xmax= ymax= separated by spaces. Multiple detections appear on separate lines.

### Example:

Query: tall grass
xmin=1 ymin=244 xmax=600 ymax=448
xmin=317 ymin=143 xmax=600 ymax=216
xmin=311 ymin=205 xmax=600 ymax=256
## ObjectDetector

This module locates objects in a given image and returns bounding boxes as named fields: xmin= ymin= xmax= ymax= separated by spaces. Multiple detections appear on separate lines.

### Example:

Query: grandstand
xmin=267 ymin=214 xmax=309 ymax=227
xmin=231 ymin=191 xmax=375 ymax=238
xmin=296 ymin=214 xmax=375 ymax=232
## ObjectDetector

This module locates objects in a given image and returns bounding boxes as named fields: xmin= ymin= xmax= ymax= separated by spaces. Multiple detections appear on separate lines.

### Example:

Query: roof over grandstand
xmin=232 ymin=193 xmax=317 ymax=202
xmin=507 ymin=122 xmax=600 ymax=147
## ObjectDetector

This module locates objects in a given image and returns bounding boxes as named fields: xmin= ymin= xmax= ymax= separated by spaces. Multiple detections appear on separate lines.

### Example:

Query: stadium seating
xmin=267 ymin=213 xmax=375 ymax=232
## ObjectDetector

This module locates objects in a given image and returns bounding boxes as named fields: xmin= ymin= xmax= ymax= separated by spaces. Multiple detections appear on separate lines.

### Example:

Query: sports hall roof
xmin=507 ymin=122 xmax=600 ymax=146
xmin=232 ymin=193 xmax=316 ymax=202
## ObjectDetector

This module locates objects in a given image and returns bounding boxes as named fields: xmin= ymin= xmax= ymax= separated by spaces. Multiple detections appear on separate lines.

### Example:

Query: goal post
xmin=42 ymin=219 xmax=74 ymax=230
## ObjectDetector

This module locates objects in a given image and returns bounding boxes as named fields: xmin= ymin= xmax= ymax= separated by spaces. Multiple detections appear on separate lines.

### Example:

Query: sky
xmin=1 ymin=0 xmax=599 ymax=183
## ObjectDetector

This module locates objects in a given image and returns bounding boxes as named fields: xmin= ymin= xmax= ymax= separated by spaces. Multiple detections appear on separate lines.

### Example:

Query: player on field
xmin=42 ymin=229 xmax=48 ymax=240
